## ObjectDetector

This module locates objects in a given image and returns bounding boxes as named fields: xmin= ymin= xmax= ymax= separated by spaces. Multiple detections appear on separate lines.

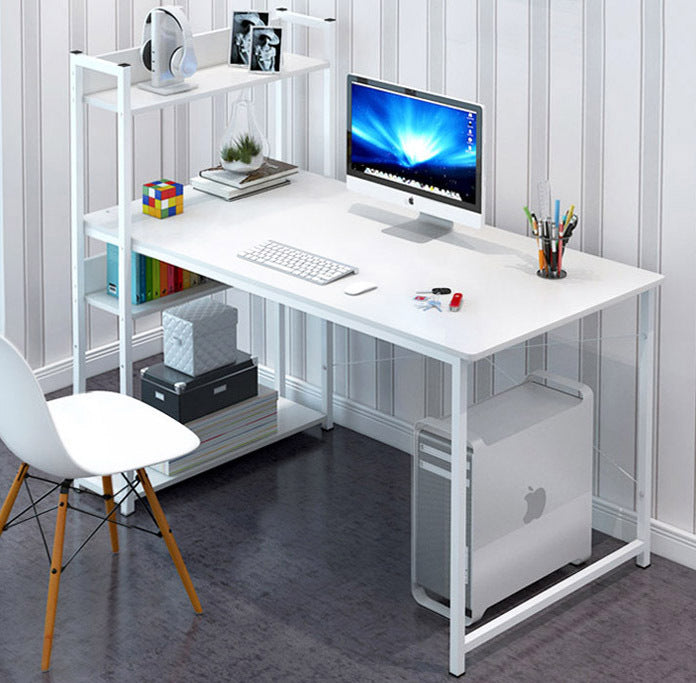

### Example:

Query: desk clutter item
xmin=150 ymin=385 xmax=278 ymax=476
xmin=106 ymin=244 xmax=204 ymax=304
xmin=163 ymin=300 xmax=238 ymax=377
xmin=238 ymin=240 xmax=358 ymax=285
xmin=192 ymin=157 xmax=297 ymax=201
xmin=412 ymin=372 xmax=593 ymax=623
xmin=142 ymin=179 xmax=184 ymax=218
xmin=141 ymin=353 xmax=257 ymax=423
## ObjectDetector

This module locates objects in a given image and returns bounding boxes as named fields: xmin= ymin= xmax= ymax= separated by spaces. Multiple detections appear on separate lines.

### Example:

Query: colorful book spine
xmin=152 ymin=258 xmax=160 ymax=298
xmin=106 ymin=244 xmax=142 ymax=304
xmin=139 ymin=253 xmax=147 ymax=303
xmin=160 ymin=260 xmax=169 ymax=297
xmin=174 ymin=266 xmax=183 ymax=292
xmin=182 ymin=269 xmax=191 ymax=290
xmin=145 ymin=257 xmax=154 ymax=301
xmin=167 ymin=263 xmax=177 ymax=293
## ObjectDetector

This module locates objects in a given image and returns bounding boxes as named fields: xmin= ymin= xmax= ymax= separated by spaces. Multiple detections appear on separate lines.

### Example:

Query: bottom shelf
xmin=75 ymin=396 xmax=324 ymax=498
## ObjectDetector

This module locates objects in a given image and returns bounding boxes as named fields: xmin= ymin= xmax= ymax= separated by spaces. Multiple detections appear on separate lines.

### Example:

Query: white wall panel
xmin=656 ymin=1 xmax=696 ymax=531
xmin=597 ymin=0 xmax=641 ymax=509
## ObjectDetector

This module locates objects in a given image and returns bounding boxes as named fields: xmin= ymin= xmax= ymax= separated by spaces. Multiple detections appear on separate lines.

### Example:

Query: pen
xmin=529 ymin=210 xmax=547 ymax=273
xmin=550 ymin=220 xmax=558 ymax=274
xmin=554 ymin=199 xmax=560 ymax=232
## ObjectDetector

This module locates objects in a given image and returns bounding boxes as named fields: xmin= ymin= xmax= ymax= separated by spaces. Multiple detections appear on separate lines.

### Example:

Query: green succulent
xmin=221 ymin=134 xmax=262 ymax=164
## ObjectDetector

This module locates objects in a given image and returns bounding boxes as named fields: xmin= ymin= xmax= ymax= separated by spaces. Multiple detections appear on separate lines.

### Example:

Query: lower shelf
xmin=75 ymin=396 xmax=324 ymax=498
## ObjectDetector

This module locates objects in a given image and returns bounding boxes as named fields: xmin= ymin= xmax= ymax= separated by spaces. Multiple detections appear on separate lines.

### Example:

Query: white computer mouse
xmin=344 ymin=281 xmax=377 ymax=296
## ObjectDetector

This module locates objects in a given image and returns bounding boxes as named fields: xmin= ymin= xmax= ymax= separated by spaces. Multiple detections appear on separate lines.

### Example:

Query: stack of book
xmin=191 ymin=157 xmax=298 ymax=200
xmin=106 ymin=244 xmax=205 ymax=304
xmin=151 ymin=385 xmax=278 ymax=476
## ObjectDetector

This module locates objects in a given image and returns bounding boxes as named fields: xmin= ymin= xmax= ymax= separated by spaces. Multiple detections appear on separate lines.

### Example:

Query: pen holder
xmin=535 ymin=233 xmax=573 ymax=280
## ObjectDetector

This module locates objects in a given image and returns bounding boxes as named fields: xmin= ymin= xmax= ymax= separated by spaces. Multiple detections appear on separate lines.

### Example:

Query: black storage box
xmin=140 ymin=352 xmax=257 ymax=423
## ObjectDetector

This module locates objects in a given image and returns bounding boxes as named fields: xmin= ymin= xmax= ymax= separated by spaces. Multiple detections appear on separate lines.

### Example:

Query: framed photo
xmin=249 ymin=27 xmax=283 ymax=73
xmin=229 ymin=11 xmax=269 ymax=66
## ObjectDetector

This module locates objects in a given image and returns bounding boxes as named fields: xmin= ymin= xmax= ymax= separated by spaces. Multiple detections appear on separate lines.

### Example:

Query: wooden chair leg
xmin=137 ymin=468 xmax=202 ymax=614
xmin=0 ymin=463 xmax=29 ymax=539
xmin=101 ymin=476 xmax=119 ymax=553
xmin=41 ymin=482 xmax=70 ymax=672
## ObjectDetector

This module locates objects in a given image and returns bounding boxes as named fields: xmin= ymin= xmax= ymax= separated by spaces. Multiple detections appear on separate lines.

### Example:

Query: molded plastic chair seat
xmin=0 ymin=336 xmax=203 ymax=672
xmin=48 ymin=391 xmax=200 ymax=478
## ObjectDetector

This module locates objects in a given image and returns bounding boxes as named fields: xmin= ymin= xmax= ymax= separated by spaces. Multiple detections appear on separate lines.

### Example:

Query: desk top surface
xmin=88 ymin=173 xmax=663 ymax=361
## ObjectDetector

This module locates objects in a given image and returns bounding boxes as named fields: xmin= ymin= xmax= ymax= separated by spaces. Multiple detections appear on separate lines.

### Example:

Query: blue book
xmin=106 ymin=244 xmax=142 ymax=304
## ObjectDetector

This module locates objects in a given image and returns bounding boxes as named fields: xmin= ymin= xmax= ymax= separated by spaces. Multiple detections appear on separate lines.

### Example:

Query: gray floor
xmin=1 ymin=359 xmax=696 ymax=682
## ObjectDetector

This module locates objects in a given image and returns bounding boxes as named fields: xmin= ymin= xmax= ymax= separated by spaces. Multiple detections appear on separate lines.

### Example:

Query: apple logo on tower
xmin=523 ymin=486 xmax=546 ymax=524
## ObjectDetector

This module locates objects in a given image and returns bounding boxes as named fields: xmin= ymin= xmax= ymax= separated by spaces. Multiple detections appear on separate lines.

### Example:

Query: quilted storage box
xmin=163 ymin=299 xmax=238 ymax=376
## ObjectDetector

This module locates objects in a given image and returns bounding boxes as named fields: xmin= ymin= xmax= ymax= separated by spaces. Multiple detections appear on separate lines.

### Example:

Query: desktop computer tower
xmin=412 ymin=372 xmax=593 ymax=623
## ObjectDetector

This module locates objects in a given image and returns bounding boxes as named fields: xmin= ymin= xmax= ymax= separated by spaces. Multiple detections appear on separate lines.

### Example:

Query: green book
xmin=152 ymin=258 xmax=160 ymax=299
xmin=145 ymin=257 xmax=153 ymax=301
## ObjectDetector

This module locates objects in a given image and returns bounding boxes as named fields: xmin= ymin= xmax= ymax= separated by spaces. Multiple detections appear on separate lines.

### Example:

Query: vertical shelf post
xmin=116 ymin=63 xmax=134 ymax=397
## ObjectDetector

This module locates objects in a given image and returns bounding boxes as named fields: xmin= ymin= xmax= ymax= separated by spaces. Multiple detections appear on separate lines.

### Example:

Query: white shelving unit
xmin=70 ymin=11 xmax=336 ymax=510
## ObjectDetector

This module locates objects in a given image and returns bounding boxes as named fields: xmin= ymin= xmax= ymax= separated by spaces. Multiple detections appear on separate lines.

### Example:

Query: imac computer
xmin=346 ymin=75 xmax=484 ymax=233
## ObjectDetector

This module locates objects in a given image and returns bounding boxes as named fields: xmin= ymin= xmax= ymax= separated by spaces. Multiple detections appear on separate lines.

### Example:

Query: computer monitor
xmin=346 ymin=75 xmax=483 ymax=231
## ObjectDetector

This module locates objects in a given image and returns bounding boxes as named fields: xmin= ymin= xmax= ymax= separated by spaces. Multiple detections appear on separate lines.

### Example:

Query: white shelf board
xmin=75 ymin=396 xmax=324 ymax=498
xmin=84 ymin=53 xmax=329 ymax=114
xmin=86 ymin=279 xmax=228 ymax=320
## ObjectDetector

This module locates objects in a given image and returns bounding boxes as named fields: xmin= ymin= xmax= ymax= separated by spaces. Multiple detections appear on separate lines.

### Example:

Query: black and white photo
xmin=249 ymin=27 xmax=282 ymax=73
xmin=229 ymin=11 xmax=268 ymax=66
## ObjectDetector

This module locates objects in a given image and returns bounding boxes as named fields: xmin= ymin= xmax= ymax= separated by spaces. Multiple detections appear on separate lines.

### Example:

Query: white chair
xmin=0 ymin=336 xmax=203 ymax=671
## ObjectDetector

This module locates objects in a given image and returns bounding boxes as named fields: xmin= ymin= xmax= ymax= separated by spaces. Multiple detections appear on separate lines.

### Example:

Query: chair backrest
xmin=0 ymin=336 xmax=73 ymax=475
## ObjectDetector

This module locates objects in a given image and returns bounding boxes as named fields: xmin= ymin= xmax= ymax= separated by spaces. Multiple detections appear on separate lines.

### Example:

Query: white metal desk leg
xmin=636 ymin=288 xmax=656 ymax=567
xmin=321 ymin=320 xmax=334 ymax=430
xmin=449 ymin=357 xmax=469 ymax=676
xmin=273 ymin=302 xmax=287 ymax=398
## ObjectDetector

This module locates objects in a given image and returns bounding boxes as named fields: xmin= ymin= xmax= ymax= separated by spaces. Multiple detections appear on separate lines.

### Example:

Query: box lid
xmin=141 ymin=351 xmax=254 ymax=393
xmin=163 ymin=300 xmax=238 ymax=336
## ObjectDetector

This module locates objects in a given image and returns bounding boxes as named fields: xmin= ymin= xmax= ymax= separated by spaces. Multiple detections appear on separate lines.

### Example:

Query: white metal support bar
xmin=116 ymin=63 xmax=133 ymax=397
xmin=321 ymin=320 xmax=334 ymax=430
xmin=273 ymin=301 xmax=287 ymax=398
xmin=464 ymin=539 xmax=644 ymax=652
xmin=449 ymin=357 xmax=469 ymax=676
xmin=275 ymin=8 xmax=336 ymax=177
xmin=636 ymin=288 xmax=656 ymax=567
xmin=70 ymin=53 xmax=87 ymax=394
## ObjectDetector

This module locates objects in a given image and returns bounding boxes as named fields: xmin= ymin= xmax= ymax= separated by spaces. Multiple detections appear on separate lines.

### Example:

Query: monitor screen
xmin=346 ymin=75 xmax=483 ymax=228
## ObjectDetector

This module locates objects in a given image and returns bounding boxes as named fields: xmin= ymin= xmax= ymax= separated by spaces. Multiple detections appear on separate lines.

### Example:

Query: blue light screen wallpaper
xmin=349 ymin=82 xmax=478 ymax=206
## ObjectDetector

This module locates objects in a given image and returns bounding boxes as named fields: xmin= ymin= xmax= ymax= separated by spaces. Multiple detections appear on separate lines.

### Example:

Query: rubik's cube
xmin=142 ymin=179 xmax=184 ymax=218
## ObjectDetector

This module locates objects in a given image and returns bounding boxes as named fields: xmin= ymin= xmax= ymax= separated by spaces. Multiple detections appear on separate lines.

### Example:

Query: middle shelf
xmin=84 ymin=251 xmax=228 ymax=319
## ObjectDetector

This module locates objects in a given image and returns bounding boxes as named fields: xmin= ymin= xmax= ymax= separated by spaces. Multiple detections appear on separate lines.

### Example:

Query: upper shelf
xmin=85 ymin=53 xmax=329 ymax=114
xmin=80 ymin=27 xmax=329 ymax=114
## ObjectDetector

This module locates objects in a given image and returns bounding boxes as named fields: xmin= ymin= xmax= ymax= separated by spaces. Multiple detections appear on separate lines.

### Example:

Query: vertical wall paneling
xmin=639 ymin=0 xmax=663 ymax=518
xmin=85 ymin=0 xmax=119 ymax=351
xmin=581 ymin=0 xmax=604 ymax=493
xmin=596 ymin=1 xmax=641 ymax=508
xmin=444 ymin=0 xmax=477 ymax=101
xmin=544 ymin=0 xmax=582 ymax=385
xmin=1 ymin=1 xmax=25 ymax=351
xmin=473 ymin=0 xmax=496 ymax=403
xmin=427 ymin=0 xmax=445 ymax=94
xmin=656 ymin=1 xmax=696 ymax=531
xmin=489 ymin=0 xmax=529 ymax=394
xmin=21 ymin=0 xmax=44 ymax=367
xmin=40 ymin=0 xmax=72 ymax=365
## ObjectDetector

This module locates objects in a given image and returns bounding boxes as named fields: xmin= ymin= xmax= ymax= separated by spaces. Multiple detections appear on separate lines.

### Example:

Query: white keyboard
xmin=238 ymin=240 xmax=358 ymax=285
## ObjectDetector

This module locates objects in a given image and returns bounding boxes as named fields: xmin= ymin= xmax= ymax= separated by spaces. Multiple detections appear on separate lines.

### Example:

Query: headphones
xmin=141 ymin=6 xmax=197 ymax=80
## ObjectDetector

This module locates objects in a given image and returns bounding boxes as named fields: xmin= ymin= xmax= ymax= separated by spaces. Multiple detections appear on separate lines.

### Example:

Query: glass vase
xmin=219 ymin=92 xmax=268 ymax=173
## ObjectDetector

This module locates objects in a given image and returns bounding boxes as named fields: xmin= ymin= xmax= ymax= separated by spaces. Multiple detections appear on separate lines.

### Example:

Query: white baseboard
xmin=35 ymin=350 xmax=696 ymax=572
xmin=35 ymin=328 xmax=164 ymax=393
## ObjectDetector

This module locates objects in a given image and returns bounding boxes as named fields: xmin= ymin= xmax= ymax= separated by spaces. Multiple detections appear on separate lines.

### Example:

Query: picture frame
xmin=249 ymin=26 xmax=283 ymax=73
xmin=229 ymin=11 xmax=269 ymax=66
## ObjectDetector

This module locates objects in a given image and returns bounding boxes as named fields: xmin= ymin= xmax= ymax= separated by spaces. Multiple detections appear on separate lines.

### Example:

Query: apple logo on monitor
xmin=523 ymin=486 xmax=546 ymax=524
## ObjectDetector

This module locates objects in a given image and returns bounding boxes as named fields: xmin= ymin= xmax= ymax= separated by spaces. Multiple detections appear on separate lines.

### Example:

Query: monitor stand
xmin=381 ymin=212 xmax=454 ymax=243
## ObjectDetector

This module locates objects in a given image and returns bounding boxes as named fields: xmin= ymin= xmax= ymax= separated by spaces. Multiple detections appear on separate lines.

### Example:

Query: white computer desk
xmin=87 ymin=171 xmax=663 ymax=675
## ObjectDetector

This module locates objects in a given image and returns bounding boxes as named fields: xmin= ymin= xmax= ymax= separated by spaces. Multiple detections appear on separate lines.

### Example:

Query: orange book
xmin=159 ymin=261 xmax=169 ymax=296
